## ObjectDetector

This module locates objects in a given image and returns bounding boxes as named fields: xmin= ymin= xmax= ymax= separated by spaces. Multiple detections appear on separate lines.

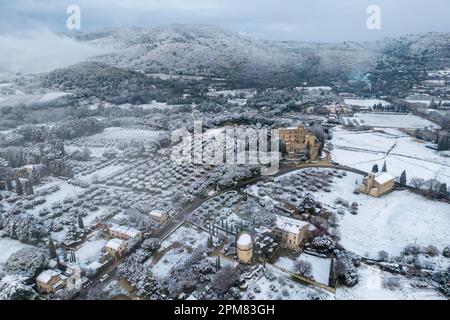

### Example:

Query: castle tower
xmin=236 ymin=232 xmax=253 ymax=264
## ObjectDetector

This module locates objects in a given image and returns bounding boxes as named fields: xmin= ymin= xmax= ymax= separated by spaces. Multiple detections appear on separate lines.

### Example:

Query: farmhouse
xmin=149 ymin=210 xmax=169 ymax=224
xmin=109 ymin=225 xmax=143 ymax=241
xmin=272 ymin=215 xmax=311 ymax=251
xmin=36 ymin=270 xmax=67 ymax=294
xmin=359 ymin=172 xmax=395 ymax=197
xmin=278 ymin=127 xmax=321 ymax=161
xmin=105 ymin=238 xmax=126 ymax=259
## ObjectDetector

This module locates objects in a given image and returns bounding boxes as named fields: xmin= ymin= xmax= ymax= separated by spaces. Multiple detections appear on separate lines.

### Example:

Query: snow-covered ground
xmin=0 ymin=239 xmax=33 ymax=264
xmin=242 ymin=264 xmax=329 ymax=300
xmin=350 ymin=113 xmax=440 ymax=129
xmin=74 ymin=233 xmax=107 ymax=268
xmin=313 ymin=170 xmax=450 ymax=258
xmin=88 ymin=127 xmax=163 ymax=142
xmin=330 ymin=127 xmax=450 ymax=184
xmin=274 ymin=253 xmax=332 ymax=285
xmin=0 ymin=91 xmax=71 ymax=107
xmin=78 ymin=164 xmax=127 ymax=183
xmin=344 ymin=99 xmax=391 ymax=108
xmin=207 ymin=89 xmax=256 ymax=98
xmin=336 ymin=264 xmax=446 ymax=300
xmin=147 ymin=224 xmax=209 ymax=280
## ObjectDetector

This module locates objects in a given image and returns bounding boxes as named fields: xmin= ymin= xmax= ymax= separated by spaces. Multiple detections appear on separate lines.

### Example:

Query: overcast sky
xmin=0 ymin=0 xmax=449 ymax=42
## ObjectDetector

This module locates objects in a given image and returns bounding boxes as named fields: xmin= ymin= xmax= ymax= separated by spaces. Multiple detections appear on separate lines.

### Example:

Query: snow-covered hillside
xmin=73 ymin=24 xmax=380 ymax=85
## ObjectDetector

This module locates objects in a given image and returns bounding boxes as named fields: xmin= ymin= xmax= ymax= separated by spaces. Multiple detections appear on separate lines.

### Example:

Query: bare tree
xmin=294 ymin=260 xmax=313 ymax=278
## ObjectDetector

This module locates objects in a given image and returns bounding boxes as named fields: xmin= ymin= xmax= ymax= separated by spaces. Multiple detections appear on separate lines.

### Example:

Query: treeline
xmin=372 ymin=102 xmax=408 ymax=113
xmin=1 ymin=118 xmax=104 ymax=146
xmin=42 ymin=62 xmax=173 ymax=105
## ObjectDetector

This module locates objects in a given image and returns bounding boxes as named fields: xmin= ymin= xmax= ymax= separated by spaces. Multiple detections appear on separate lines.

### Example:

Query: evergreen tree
xmin=49 ymin=238 xmax=57 ymax=259
xmin=15 ymin=177 xmax=23 ymax=196
xmin=382 ymin=161 xmax=387 ymax=172
xmin=78 ymin=214 xmax=84 ymax=229
xmin=438 ymin=183 xmax=448 ymax=199
xmin=372 ymin=164 xmax=379 ymax=173
xmin=25 ymin=180 xmax=34 ymax=196
xmin=30 ymin=168 xmax=40 ymax=185
xmin=5 ymin=177 xmax=13 ymax=191
xmin=207 ymin=235 xmax=213 ymax=248
xmin=399 ymin=170 xmax=407 ymax=187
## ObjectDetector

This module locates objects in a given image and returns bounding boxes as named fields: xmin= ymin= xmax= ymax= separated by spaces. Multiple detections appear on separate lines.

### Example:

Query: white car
xmin=99 ymin=274 xmax=109 ymax=283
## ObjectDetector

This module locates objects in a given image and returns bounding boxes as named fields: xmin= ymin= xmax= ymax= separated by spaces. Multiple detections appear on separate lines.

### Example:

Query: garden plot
xmin=352 ymin=113 xmax=439 ymax=129
xmin=274 ymin=253 xmax=332 ymax=286
xmin=190 ymin=191 xmax=244 ymax=231
xmin=331 ymin=127 xmax=450 ymax=184
xmin=147 ymin=224 xmax=209 ymax=280
xmin=241 ymin=264 xmax=330 ymax=300
xmin=312 ymin=170 xmax=450 ymax=258
xmin=336 ymin=265 xmax=446 ymax=300
xmin=74 ymin=232 xmax=107 ymax=269
xmin=0 ymin=238 xmax=33 ymax=264
xmin=69 ymin=127 xmax=165 ymax=149
xmin=77 ymin=163 xmax=127 ymax=183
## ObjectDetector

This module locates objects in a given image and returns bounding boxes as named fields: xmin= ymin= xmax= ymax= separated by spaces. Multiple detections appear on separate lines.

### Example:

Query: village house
xmin=105 ymin=238 xmax=126 ymax=259
xmin=271 ymin=215 xmax=312 ymax=251
xmin=109 ymin=225 xmax=143 ymax=241
xmin=149 ymin=210 xmax=169 ymax=224
xmin=278 ymin=127 xmax=321 ymax=161
xmin=359 ymin=172 xmax=395 ymax=197
xmin=36 ymin=270 xmax=67 ymax=294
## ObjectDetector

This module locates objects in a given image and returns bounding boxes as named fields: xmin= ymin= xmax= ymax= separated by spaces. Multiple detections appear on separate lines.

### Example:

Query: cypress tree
xmin=78 ymin=214 xmax=85 ymax=229
xmin=15 ymin=177 xmax=23 ymax=195
xmin=372 ymin=164 xmax=379 ymax=173
xmin=400 ymin=170 xmax=407 ymax=187
xmin=5 ymin=177 xmax=13 ymax=191
xmin=49 ymin=238 xmax=57 ymax=259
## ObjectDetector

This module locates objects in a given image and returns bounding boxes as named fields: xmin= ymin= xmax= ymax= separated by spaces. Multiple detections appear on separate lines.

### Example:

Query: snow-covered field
xmin=274 ymin=253 xmax=331 ymax=285
xmin=313 ymin=170 xmax=450 ymax=258
xmin=89 ymin=127 xmax=163 ymax=142
xmin=336 ymin=264 xmax=446 ymax=300
xmin=75 ymin=233 xmax=107 ymax=268
xmin=0 ymin=91 xmax=71 ymax=107
xmin=147 ymin=224 xmax=209 ymax=280
xmin=344 ymin=99 xmax=391 ymax=108
xmin=0 ymin=239 xmax=33 ymax=264
xmin=242 ymin=264 xmax=329 ymax=300
xmin=330 ymin=127 xmax=450 ymax=184
xmin=350 ymin=113 xmax=440 ymax=129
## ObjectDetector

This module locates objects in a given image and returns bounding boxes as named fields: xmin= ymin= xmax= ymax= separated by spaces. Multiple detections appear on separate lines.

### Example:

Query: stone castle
xmin=278 ymin=127 xmax=321 ymax=161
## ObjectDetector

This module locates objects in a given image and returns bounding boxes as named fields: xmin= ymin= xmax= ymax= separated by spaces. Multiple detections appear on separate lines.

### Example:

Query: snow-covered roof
xmin=375 ymin=172 xmax=394 ymax=184
xmin=274 ymin=216 xmax=309 ymax=235
xmin=105 ymin=238 xmax=125 ymax=251
xmin=110 ymin=225 xmax=141 ymax=238
xmin=237 ymin=233 xmax=252 ymax=246
xmin=150 ymin=210 xmax=167 ymax=218
xmin=36 ymin=270 xmax=60 ymax=283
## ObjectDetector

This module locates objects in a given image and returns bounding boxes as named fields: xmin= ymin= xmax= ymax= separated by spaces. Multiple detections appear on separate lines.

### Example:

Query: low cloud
xmin=0 ymin=27 xmax=109 ymax=74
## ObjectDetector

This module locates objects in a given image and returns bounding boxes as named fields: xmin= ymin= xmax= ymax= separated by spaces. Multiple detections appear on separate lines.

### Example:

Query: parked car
xmin=99 ymin=274 xmax=109 ymax=283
